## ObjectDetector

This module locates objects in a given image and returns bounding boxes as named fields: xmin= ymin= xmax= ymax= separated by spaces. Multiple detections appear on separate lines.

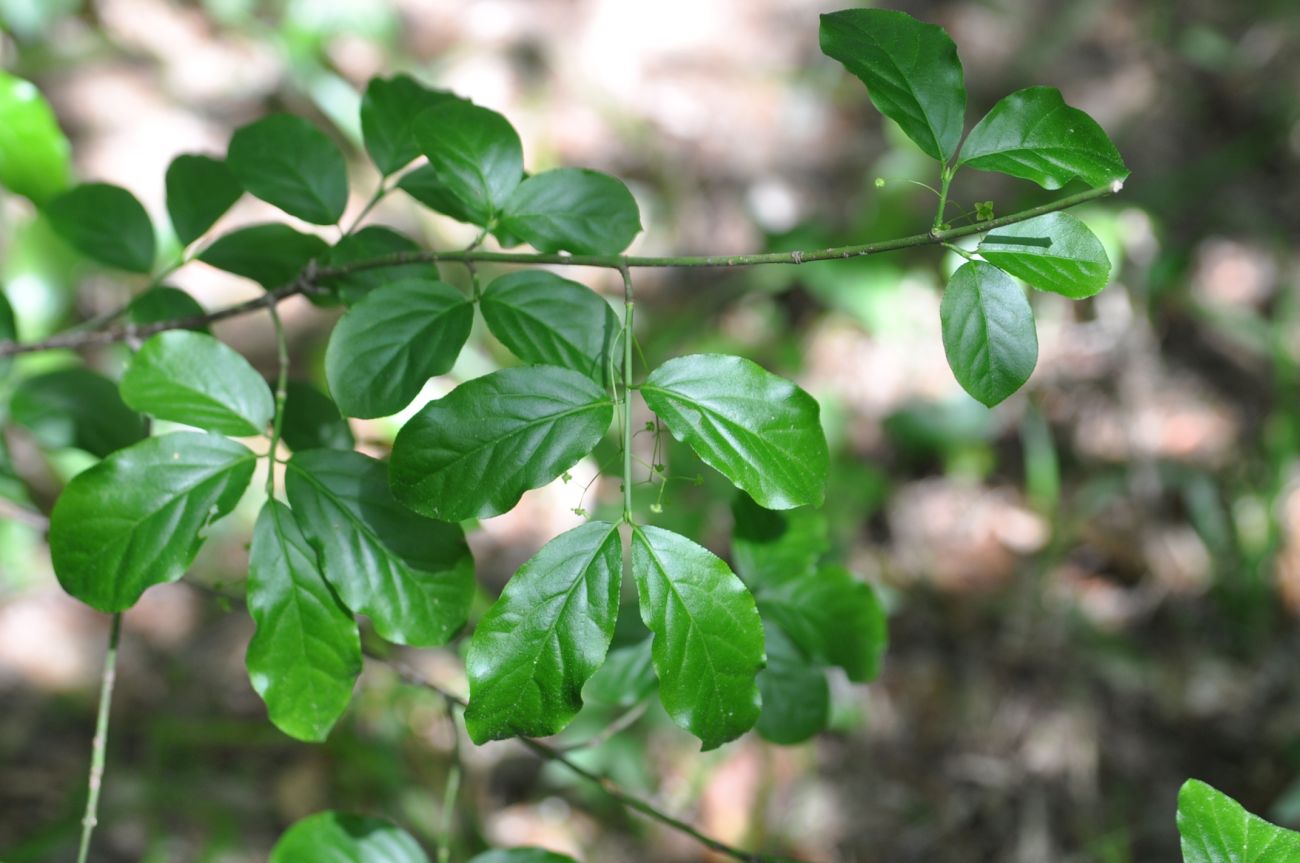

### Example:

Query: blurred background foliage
xmin=2 ymin=0 xmax=1300 ymax=861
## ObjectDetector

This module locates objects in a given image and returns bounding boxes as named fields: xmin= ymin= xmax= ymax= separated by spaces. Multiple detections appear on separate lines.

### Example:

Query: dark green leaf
xmin=480 ymin=270 xmax=620 ymax=385
xmin=756 ymin=565 xmax=887 ymax=683
xmin=641 ymin=354 xmax=828 ymax=510
xmin=468 ymin=850 xmax=578 ymax=863
xmin=584 ymin=638 xmax=655 ymax=708
xmin=198 ymin=223 xmax=328 ymax=288
xmin=320 ymin=226 xmax=438 ymax=305
xmin=755 ymin=624 xmax=829 ymax=745
xmin=0 ymin=288 xmax=15 ymax=379
xmin=958 ymin=87 xmax=1128 ymax=190
xmin=165 ymin=154 xmax=242 ymax=245
xmin=630 ymin=525 xmax=764 ymax=750
xmin=730 ymin=494 xmax=829 ymax=588
xmin=280 ymin=381 xmax=354 ymax=452
xmin=497 ymin=168 xmax=641 ymax=255
xmin=940 ymin=261 xmax=1038 ymax=407
xmin=0 ymin=71 xmax=71 ymax=205
xmin=270 ymin=811 xmax=428 ymax=863
xmin=45 ymin=183 xmax=156 ymax=274
xmin=325 ymin=278 xmax=473 ymax=419
xmin=414 ymin=100 xmax=523 ymax=224
xmin=50 ymin=432 xmax=255 ymax=612
xmin=390 ymin=366 xmax=613 ymax=522
xmin=227 ymin=114 xmax=348 ymax=225
xmin=120 ymin=331 xmax=274 ymax=436
xmin=819 ymin=9 xmax=966 ymax=163
xmin=286 ymin=449 xmax=475 ymax=647
xmin=397 ymin=163 xmax=478 ymax=225
xmin=1177 ymin=779 xmax=1300 ymax=863
xmin=10 ymin=368 xmax=147 ymax=457
xmin=126 ymin=286 xmax=208 ymax=332
xmin=978 ymin=212 xmax=1111 ymax=299
xmin=247 ymin=500 xmax=361 ymax=742
xmin=360 ymin=75 xmax=458 ymax=175
xmin=464 ymin=520 xmax=622 ymax=743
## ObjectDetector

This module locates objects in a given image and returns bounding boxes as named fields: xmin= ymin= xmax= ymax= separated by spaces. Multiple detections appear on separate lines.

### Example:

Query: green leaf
xmin=1177 ymin=779 xmax=1300 ymax=863
xmin=755 ymin=624 xmax=829 ymax=745
xmin=121 ymin=330 xmax=274 ymax=436
xmin=940 ymin=261 xmax=1038 ymax=407
xmin=271 ymin=812 xmax=428 ymax=863
xmin=397 ymin=163 xmax=478 ymax=225
xmin=730 ymin=494 xmax=829 ymax=589
xmin=584 ymin=637 xmax=655 ymax=708
xmin=285 ymin=449 xmax=475 ymax=647
xmin=360 ymin=74 xmax=458 ymax=175
xmin=977 ymin=212 xmax=1111 ymax=299
xmin=630 ymin=525 xmax=764 ymax=750
xmin=227 ymin=114 xmax=348 ymax=225
xmin=320 ymin=226 xmax=439 ymax=306
xmin=641 ymin=354 xmax=828 ymax=510
xmin=10 ymin=368 xmax=147 ymax=457
xmin=819 ymin=9 xmax=966 ymax=163
xmin=164 ymin=154 xmax=242 ymax=245
xmin=45 ymin=183 xmax=156 ymax=274
xmin=958 ymin=87 xmax=1128 ymax=190
xmin=50 ymin=432 xmax=255 ymax=612
xmin=464 ymin=520 xmax=622 ymax=743
xmin=497 ymin=168 xmax=641 ymax=255
xmin=126 ymin=286 xmax=208 ymax=332
xmin=0 ymin=71 xmax=71 ymax=205
xmin=468 ymin=851 xmax=578 ymax=863
xmin=280 ymin=381 xmax=354 ymax=452
xmin=390 ymin=366 xmax=614 ymax=522
xmin=247 ymin=500 xmax=361 ymax=742
xmin=756 ymin=565 xmax=887 ymax=683
xmin=414 ymin=100 xmax=523 ymax=225
xmin=0 ymin=288 xmax=16 ymax=379
xmin=480 ymin=270 xmax=620 ymax=385
xmin=325 ymin=278 xmax=473 ymax=419
xmin=198 ymin=223 xmax=328 ymax=288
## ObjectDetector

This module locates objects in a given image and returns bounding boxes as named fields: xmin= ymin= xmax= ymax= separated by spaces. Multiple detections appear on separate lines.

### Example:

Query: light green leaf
xmin=978 ymin=212 xmax=1111 ymax=299
xmin=320 ymin=226 xmax=438 ymax=305
xmin=756 ymin=565 xmax=887 ymax=683
xmin=390 ymin=366 xmax=614 ymax=522
xmin=397 ymin=163 xmax=478 ymax=225
xmin=497 ymin=168 xmax=641 ymax=255
xmin=1177 ymin=779 xmax=1300 ymax=863
xmin=641 ymin=354 xmax=828 ymax=510
xmin=480 ymin=270 xmax=620 ymax=386
xmin=280 ymin=381 xmax=354 ymax=452
xmin=286 ymin=449 xmax=474 ymax=647
xmin=227 ymin=113 xmax=348 ymax=225
xmin=414 ymin=100 xmax=523 ymax=225
xmin=464 ymin=520 xmax=622 ymax=743
xmin=958 ymin=87 xmax=1128 ymax=190
xmin=0 ymin=71 xmax=71 ymax=205
xmin=324 ymin=278 xmax=473 ymax=419
xmin=819 ymin=8 xmax=966 ymax=163
xmin=730 ymin=494 xmax=829 ymax=589
xmin=50 ymin=432 xmax=255 ymax=612
xmin=126 ymin=286 xmax=208 ymax=332
xmin=198 ymin=223 xmax=328 ymax=288
xmin=270 ymin=811 xmax=428 ymax=863
xmin=755 ymin=624 xmax=829 ymax=745
xmin=468 ymin=851 xmax=578 ymax=863
xmin=247 ymin=500 xmax=361 ymax=742
xmin=940 ymin=261 xmax=1038 ymax=407
xmin=165 ymin=154 xmax=242 ymax=245
xmin=630 ymin=525 xmax=764 ymax=750
xmin=121 ymin=330 xmax=274 ymax=436
xmin=46 ymin=183 xmax=156 ymax=274
xmin=10 ymin=367 xmax=147 ymax=457
xmin=360 ymin=74 xmax=459 ymax=175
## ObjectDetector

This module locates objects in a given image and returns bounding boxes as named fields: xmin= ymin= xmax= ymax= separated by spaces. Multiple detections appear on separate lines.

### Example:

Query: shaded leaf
xmin=165 ymin=154 xmax=242 ymax=245
xmin=730 ymin=494 xmax=829 ymax=589
xmin=584 ymin=637 xmax=655 ymax=708
xmin=0 ymin=288 xmax=15 ymax=379
xmin=126 ymin=286 xmax=208 ymax=332
xmin=0 ymin=71 xmax=70 ymax=205
xmin=198 ymin=223 xmax=328 ymax=288
xmin=397 ymin=163 xmax=478 ymax=225
xmin=10 ymin=367 xmax=147 ymax=457
xmin=360 ymin=74 xmax=458 ymax=175
xmin=270 ymin=811 xmax=428 ymax=863
xmin=414 ymin=100 xmax=523 ymax=224
xmin=755 ymin=624 xmax=829 ymax=745
xmin=1177 ymin=779 xmax=1300 ymax=863
xmin=468 ymin=850 xmax=578 ymax=863
xmin=940 ymin=261 xmax=1038 ymax=406
xmin=227 ymin=113 xmax=348 ymax=225
xmin=320 ymin=226 xmax=438 ymax=305
xmin=978 ymin=212 xmax=1111 ymax=299
xmin=46 ymin=183 xmax=156 ymax=274
xmin=280 ymin=381 xmax=354 ymax=452
xmin=497 ymin=168 xmax=641 ymax=255
xmin=756 ymin=565 xmax=887 ymax=683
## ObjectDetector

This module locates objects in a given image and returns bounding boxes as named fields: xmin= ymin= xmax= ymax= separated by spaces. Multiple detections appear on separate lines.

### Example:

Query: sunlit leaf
xmin=1177 ymin=779 xmax=1300 ymax=863
xmin=0 ymin=71 xmax=70 ymax=205
xmin=978 ymin=212 xmax=1111 ymax=299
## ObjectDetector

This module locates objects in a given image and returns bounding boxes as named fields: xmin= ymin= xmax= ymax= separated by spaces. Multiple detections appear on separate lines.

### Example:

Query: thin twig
xmin=264 ymin=303 xmax=289 ymax=495
xmin=437 ymin=700 xmax=463 ymax=863
xmin=76 ymin=613 xmax=123 ymax=863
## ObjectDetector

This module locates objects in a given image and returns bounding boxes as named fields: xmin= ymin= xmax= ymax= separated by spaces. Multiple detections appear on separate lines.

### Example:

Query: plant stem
xmin=76 ymin=613 xmax=123 ymax=863
xmin=265 ymin=303 xmax=289 ymax=496
xmin=343 ymin=181 xmax=388 ymax=236
xmin=621 ymin=265 xmax=635 ymax=524
xmin=933 ymin=165 xmax=954 ymax=231
xmin=437 ymin=700 xmax=462 ymax=863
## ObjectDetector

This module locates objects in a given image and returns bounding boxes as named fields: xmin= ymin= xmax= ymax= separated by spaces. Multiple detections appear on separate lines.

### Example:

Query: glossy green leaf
xmin=280 ymin=381 xmax=354 ymax=452
xmin=0 ymin=288 xmax=15 ymax=379
xmin=286 ymin=449 xmax=474 ymax=647
xmin=755 ymin=624 xmax=829 ymax=745
xmin=1177 ymin=780 xmax=1300 ymax=863
xmin=0 ymin=71 xmax=70 ymax=205
xmin=390 ymin=366 xmax=614 ymax=522
xmin=414 ymin=100 xmax=523 ymax=224
xmin=270 ymin=811 xmax=428 ymax=863
xmin=45 ymin=183 xmax=156 ymax=274
xmin=121 ymin=330 xmax=274 ymax=436
xmin=730 ymin=494 xmax=829 ymax=589
xmin=198 ymin=223 xmax=328 ymax=288
xmin=360 ymin=74 xmax=458 ymax=175
xmin=10 ymin=368 xmax=147 ymax=457
xmin=50 ymin=432 xmax=255 ymax=612
xmin=464 ymin=520 xmax=622 ymax=743
xmin=325 ymin=278 xmax=473 ymax=419
xmin=397 ymin=163 xmax=478 ymax=225
xmin=641 ymin=354 xmax=828 ymax=510
xmin=247 ymin=500 xmax=361 ymax=742
xmin=468 ymin=850 xmax=577 ymax=863
xmin=819 ymin=8 xmax=966 ymax=163
xmin=756 ymin=565 xmax=887 ymax=683
xmin=941 ymin=261 xmax=1038 ymax=407
xmin=165 ymin=154 xmax=242 ymax=245
xmin=630 ymin=525 xmax=765 ymax=750
xmin=320 ymin=226 xmax=438 ymax=306
xmin=126 ymin=286 xmax=208 ymax=332
xmin=958 ymin=87 xmax=1128 ymax=190
xmin=497 ymin=168 xmax=641 ymax=255
xmin=227 ymin=114 xmax=348 ymax=225
xmin=480 ymin=270 xmax=620 ymax=385
xmin=978 ymin=212 xmax=1111 ymax=299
